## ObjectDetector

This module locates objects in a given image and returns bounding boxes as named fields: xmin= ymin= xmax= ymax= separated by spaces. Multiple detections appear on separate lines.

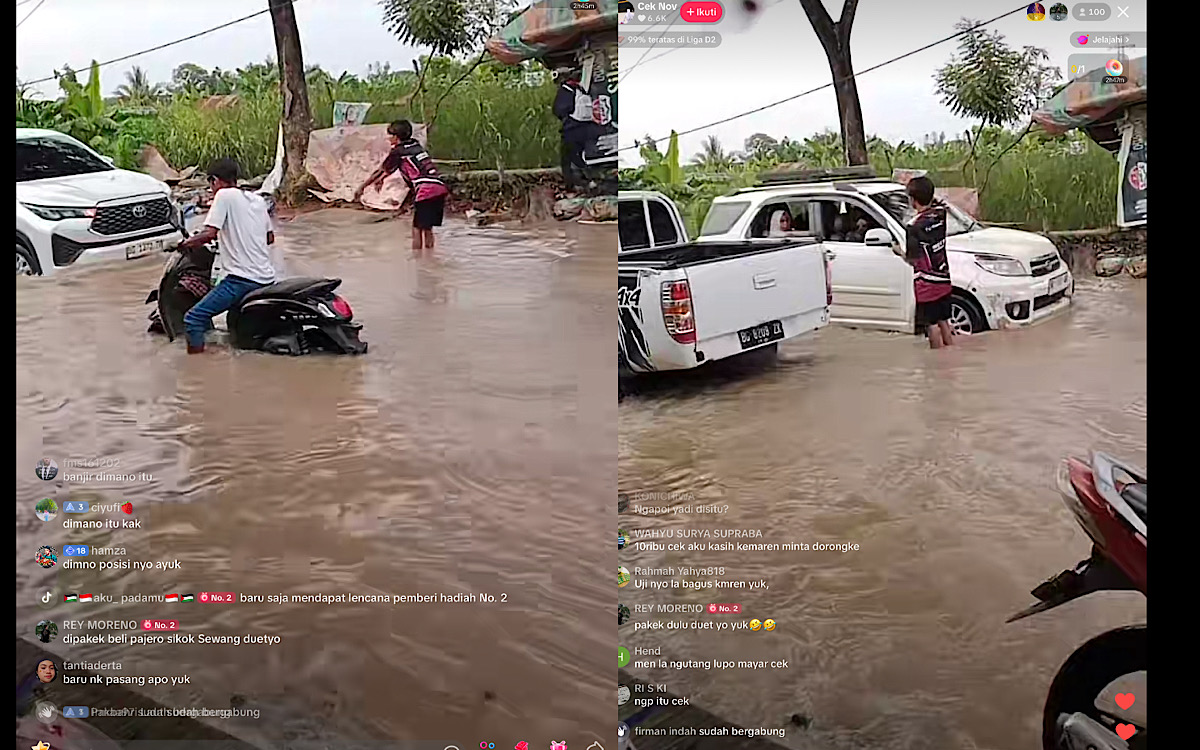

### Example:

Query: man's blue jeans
xmin=183 ymin=275 xmax=267 ymax=348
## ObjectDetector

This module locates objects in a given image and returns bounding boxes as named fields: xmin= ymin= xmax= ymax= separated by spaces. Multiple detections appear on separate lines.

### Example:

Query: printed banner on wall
xmin=1117 ymin=111 xmax=1146 ymax=228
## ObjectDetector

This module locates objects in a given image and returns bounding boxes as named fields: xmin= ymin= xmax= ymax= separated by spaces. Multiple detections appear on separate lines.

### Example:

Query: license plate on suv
xmin=737 ymin=320 xmax=784 ymax=349
xmin=126 ymin=239 xmax=164 ymax=260
xmin=1048 ymin=273 xmax=1069 ymax=295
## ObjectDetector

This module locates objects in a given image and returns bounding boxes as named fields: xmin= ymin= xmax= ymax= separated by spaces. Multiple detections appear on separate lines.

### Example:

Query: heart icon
xmin=122 ymin=502 xmax=133 ymax=514
xmin=637 ymin=14 xmax=645 ymax=21
xmin=1115 ymin=723 xmax=1136 ymax=741
xmin=1115 ymin=692 xmax=1135 ymax=710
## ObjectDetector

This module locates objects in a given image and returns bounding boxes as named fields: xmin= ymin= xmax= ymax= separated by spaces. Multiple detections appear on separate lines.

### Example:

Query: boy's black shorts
xmin=413 ymin=196 xmax=445 ymax=229
xmin=916 ymin=295 xmax=952 ymax=327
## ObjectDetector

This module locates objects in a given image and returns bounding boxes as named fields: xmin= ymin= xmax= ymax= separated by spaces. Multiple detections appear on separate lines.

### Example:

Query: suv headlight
xmin=973 ymin=253 xmax=1026 ymax=276
xmin=21 ymin=204 xmax=96 ymax=221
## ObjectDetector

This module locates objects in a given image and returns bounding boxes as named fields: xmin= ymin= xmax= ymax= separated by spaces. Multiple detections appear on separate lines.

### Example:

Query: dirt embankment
xmin=1047 ymin=227 xmax=1146 ymax=278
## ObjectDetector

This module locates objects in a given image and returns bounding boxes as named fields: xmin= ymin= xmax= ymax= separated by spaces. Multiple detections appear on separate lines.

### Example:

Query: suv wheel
xmin=17 ymin=244 xmax=40 ymax=276
xmin=948 ymin=293 xmax=985 ymax=335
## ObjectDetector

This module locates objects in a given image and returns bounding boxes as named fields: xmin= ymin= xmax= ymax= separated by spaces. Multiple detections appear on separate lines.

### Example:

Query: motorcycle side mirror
xmin=168 ymin=207 xmax=191 ymax=240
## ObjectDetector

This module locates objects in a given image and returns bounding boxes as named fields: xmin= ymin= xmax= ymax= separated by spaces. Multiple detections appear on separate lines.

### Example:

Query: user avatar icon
xmin=618 ymin=684 xmax=631 ymax=706
xmin=35 ymin=458 xmax=58 ymax=481
xmin=618 ymin=529 xmax=628 ymax=550
xmin=36 ymin=620 xmax=58 ymax=644
xmin=618 ymin=566 xmax=631 ymax=588
xmin=618 ymin=603 xmax=631 ymax=626
xmin=35 ymin=546 xmax=58 ymax=569
xmin=36 ymin=659 xmax=57 ymax=684
xmin=1049 ymin=2 xmax=1068 ymax=20
xmin=1026 ymin=3 xmax=1045 ymax=21
xmin=35 ymin=498 xmax=58 ymax=522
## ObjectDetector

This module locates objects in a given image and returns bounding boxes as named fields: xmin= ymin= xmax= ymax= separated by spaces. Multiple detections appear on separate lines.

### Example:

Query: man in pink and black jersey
xmin=903 ymin=175 xmax=955 ymax=349
xmin=355 ymin=119 xmax=450 ymax=256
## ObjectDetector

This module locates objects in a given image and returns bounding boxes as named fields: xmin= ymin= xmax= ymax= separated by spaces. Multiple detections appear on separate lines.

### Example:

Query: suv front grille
xmin=91 ymin=198 xmax=172 ymax=236
xmin=1029 ymin=253 xmax=1062 ymax=277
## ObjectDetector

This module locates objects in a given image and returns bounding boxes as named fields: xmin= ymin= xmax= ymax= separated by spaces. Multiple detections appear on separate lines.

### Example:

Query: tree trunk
xmin=797 ymin=0 xmax=869 ymax=166
xmin=269 ymin=0 xmax=314 ymax=206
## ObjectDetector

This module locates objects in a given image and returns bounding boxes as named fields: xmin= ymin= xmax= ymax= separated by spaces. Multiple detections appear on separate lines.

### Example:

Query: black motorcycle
xmin=147 ymin=218 xmax=367 ymax=355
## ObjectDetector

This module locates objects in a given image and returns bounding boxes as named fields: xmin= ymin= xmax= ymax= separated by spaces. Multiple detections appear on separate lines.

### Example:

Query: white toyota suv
xmin=17 ymin=128 xmax=181 ymax=276
xmin=697 ymin=174 xmax=1073 ymax=334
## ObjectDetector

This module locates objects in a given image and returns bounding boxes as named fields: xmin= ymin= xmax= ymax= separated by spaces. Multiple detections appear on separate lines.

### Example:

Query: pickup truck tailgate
xmin=685 ymin=244 xmax=828 ymax=349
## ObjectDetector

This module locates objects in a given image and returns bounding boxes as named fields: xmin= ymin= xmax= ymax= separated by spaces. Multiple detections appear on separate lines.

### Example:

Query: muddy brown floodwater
xmin=618 ymin=279 xmax=1146 ymax=750
xmin=16 ymin=209 xmax=616 ymax=748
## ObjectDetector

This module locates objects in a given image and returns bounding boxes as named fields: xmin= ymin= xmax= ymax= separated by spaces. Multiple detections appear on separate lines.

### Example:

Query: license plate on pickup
xmin=126 ymin=239 xmax=163 ymax=260
xmin=737 ymin=320 xmax=784 ymax=350
xmin=1048 ymin=273 xmax=1069 ymax=295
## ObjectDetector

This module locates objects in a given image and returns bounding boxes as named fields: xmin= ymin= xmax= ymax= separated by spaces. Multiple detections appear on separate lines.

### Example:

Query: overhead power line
xmin=21 ymin=0 xmax=298 ymax=86
xmin=16 ymin=0 xmax=47 ymax=28
xmin=620 ymin=4 xmax=1030 ymax=153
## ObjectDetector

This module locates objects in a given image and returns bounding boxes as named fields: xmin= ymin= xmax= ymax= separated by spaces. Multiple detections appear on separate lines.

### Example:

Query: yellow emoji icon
xmin=763 ymin=618 xmax=776 ymax=631
xmin=33 ymin=742 xmax=52 ymax=750
xmin=748 ymin=619 xmax=762 ymax=631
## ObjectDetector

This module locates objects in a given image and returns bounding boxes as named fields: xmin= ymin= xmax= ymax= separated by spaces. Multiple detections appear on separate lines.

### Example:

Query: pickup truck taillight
xmin=661 ymin=280 xmax=696 ymax=344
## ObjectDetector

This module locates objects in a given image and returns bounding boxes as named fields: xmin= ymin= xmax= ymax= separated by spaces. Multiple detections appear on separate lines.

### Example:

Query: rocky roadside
xmin=1046 ymin=227 xmax=1146 ymax=279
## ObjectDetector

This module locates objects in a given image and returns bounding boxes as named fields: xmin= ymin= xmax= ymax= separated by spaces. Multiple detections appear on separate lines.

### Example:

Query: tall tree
xmin=268 ymin=0 xmax=314 ymax=205
xmin=797 ymin=0 xmax=868 ymax=166
xmin=692 ymin=135 xmax=732 ymax=169
xmin=934 ymin=19 xmax=1060 ymax=127
xmin=379 ymin=0 xmax=511 ymax=121
xmin=115 ymin=66 xmax=162 ymax=104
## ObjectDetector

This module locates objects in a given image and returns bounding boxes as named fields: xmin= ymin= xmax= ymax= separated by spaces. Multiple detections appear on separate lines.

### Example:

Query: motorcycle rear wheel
xmin=1042 ymin=625 xmax=1146 ymax=749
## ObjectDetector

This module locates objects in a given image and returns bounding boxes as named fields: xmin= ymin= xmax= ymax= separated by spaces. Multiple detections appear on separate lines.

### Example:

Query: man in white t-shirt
xmin=176 ymin=158 xmax=277 ymax=353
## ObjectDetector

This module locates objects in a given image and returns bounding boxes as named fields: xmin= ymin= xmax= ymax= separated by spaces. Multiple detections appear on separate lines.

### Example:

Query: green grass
xmin=144 ymin=67 xmax=561 ymax=176
xmin=18 ymin=58 xmax=564 ymax=179
xmin=624 ymin=128 xmax=1121 ymax=233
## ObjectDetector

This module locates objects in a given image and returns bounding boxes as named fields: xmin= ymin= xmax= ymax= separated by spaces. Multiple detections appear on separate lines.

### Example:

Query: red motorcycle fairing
xmin=1061 ymin=456 xmax=1146 ymax=594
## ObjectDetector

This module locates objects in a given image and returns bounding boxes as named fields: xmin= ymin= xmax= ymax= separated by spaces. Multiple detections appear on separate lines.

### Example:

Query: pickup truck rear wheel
xmin=948 ymin=293 xmax=986 ymax=335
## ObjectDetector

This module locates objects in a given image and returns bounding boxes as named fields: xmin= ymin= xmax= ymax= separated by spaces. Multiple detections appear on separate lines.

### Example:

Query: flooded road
xmin=618 ymin=279 xmax=1146 ymax=750
xmin=17 ymin=209 xmax=616 ymax=747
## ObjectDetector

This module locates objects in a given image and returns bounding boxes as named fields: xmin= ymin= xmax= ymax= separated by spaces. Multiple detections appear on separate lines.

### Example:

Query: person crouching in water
xmin=903 ymin=175 xmax=955 ymax=349
xmin=355 ymin=120 xmax=450 ymax=257
xmin=177 ymin=158 xmax=277 ymax=354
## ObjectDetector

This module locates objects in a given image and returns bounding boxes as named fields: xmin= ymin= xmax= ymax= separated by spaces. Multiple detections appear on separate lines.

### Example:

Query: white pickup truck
xmin=618 ymin=190 xmax=831 ymax=374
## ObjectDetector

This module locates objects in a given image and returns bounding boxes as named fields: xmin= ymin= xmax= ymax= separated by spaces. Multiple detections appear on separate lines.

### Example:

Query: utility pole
xmin=268 ymin=0 xmax=314 ymax=205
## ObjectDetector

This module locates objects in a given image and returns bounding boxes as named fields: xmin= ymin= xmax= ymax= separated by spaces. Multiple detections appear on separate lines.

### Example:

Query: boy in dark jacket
xmin=355 ymin=120 xmax=449 ymax=256
xmin=903 ymin=175 xmax=955 ymax=349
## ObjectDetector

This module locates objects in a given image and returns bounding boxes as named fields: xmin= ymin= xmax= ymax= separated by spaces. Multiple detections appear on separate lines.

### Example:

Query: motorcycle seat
xmin=240 ymin=277 xmax=342 ymax=304
xmin=1121 ymin=483 xmax=1147 ymax=522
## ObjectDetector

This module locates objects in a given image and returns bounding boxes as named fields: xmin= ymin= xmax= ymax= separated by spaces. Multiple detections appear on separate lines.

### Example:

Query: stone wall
xmin=1046 ymin=227 xmax=1146 ymax=278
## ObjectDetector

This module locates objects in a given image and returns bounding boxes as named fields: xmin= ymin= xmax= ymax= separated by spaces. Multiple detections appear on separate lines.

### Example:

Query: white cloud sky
xmin=15 ymin=0 xmax=1147 ymax=166
xmin=619 ymin=0 xmax=1147 ymax=165
xmin=16 ymin=0 xmax=422 ymax=98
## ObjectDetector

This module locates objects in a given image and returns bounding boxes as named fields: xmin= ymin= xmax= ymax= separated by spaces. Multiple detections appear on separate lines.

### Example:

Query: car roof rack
xmin=756 ymin=164 xmax=877 ymax=186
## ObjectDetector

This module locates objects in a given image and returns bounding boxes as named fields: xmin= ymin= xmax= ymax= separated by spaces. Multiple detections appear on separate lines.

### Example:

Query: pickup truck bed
xmin=618 ymin=238 xmax=818 ymax=268
xmin=619 ymin=239 xmax=830 ymax=373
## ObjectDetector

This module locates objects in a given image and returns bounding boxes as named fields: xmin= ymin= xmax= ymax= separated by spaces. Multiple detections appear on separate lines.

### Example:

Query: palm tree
xmin=692 ymin=135 xmax=732 ymax=169
xmin=114 ymin=66 xmax=162 ymax=104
